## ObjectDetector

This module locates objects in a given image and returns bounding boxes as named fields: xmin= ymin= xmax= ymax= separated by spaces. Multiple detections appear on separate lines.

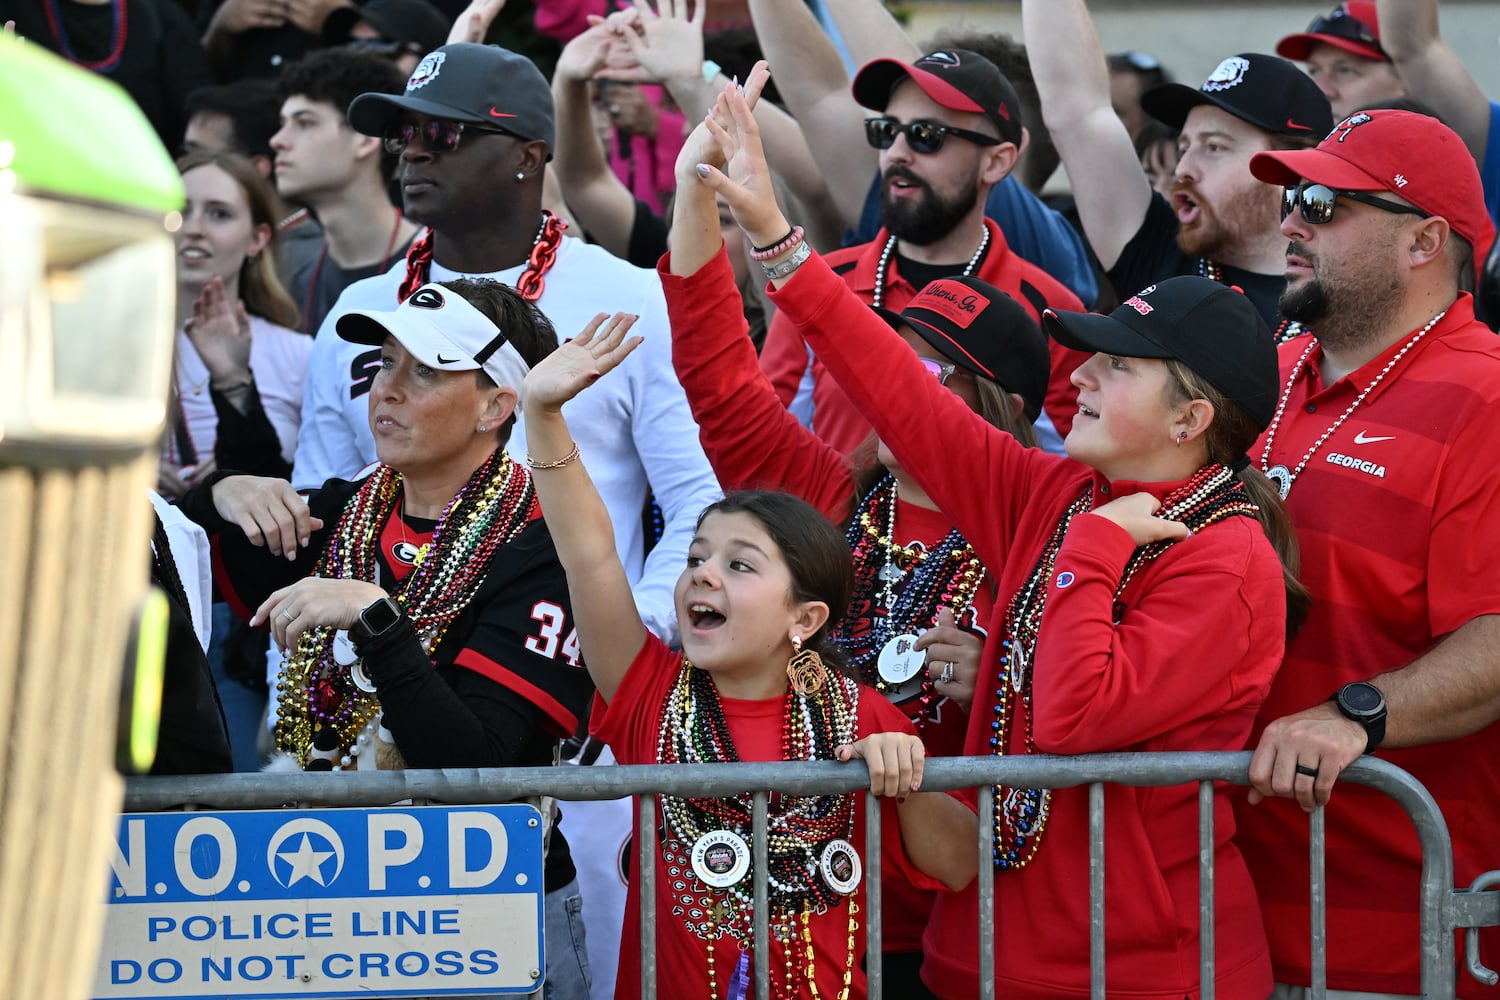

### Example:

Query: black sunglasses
xmin=1305 ymin=8 xmax=1384 ymax=51
xmin=1281 ymin=181 xmax=1430 ymax=226
xmin=864 ymin=116 xmax=1001 ymax=155
xmin=382 ymin=119 xmax=517 ymax=155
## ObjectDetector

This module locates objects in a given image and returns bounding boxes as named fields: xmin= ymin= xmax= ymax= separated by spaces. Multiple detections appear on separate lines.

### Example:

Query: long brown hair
xmin=1165 ymin=360 xmax=1311 ymax=637
xmin=176 ymin=150 xmax=300 ymax=330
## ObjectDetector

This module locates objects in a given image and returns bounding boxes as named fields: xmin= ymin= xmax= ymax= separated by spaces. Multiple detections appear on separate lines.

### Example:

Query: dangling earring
xmin=787 ymin=635 xmax=828 ymax=697
xmin=1174 ymin=430 xmax=1187 ymax=447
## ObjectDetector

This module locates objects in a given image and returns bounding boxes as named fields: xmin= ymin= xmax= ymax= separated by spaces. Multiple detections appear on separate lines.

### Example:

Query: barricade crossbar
xmin=123 ymin=752 xmax=1499 ymax=1000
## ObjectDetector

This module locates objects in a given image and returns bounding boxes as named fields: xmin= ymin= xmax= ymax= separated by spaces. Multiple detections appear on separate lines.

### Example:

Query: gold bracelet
xmin=526 ymin=442 xmax=581 ymax=470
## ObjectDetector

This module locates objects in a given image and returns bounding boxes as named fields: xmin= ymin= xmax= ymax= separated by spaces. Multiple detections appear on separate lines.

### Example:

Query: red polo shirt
xmin=758 ymin=219 xmax=1088 ymax=455
xmin=1236 ymin=293 xmax=1500 ymax=995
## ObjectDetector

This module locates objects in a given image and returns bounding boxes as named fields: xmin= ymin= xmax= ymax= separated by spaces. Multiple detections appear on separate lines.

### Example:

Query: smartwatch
xmin=350 ymin=596 xmax=403 ymax=645
xmin=1332 ymin=681 xmax=1387 ymax=754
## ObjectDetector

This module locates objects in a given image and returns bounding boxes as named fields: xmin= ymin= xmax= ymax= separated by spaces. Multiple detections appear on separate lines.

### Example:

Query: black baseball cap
xmin=1140 ymin=53 xmax=1333 ymax=140
xmin=347 ymin=43 xmax=555 ymax=153
xmin=1041 ymin=277 xmax=1279 ymax=430
xmin=852 ymin=49 xmax=1023 ymax=147
xmin=875 ymin=276 xmax=1050 ymax=422
xmin=322 ymin=0 xmax=450 ymax=55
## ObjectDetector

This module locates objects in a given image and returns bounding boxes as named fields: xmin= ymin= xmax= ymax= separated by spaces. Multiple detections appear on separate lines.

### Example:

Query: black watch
xmin=350 ymin=596 xmax=403 ymax=645
xmin=1332 ymin=681 xmax=1387 ymax=754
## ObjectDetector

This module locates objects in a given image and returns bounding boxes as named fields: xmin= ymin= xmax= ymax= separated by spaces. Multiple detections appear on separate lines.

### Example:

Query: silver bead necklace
xmin=872 ymin=224 xmax=991 ymax=308
xmin=1260 ymin=309 xmax=1446 ymax=499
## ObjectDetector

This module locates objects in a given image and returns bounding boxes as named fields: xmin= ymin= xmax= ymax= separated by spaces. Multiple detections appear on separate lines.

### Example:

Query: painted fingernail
xmin=695 ymin=163 xmax=710 ymax=177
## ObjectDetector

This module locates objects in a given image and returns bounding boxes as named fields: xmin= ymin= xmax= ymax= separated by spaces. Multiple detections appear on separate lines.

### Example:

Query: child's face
xmin=675 ymin=510 xmax=805 ymax=685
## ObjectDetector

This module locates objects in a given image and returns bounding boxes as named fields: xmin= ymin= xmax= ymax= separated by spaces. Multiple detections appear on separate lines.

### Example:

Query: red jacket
xmin=758 ymin=218 xmax=1089 ymax=455
xmin=768 ymin=252 xmax=1285 ymax=999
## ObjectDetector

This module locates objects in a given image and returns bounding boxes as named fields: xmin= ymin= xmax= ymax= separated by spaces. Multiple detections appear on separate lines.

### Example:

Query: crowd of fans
xmin=16 ymin=0 xmax=1500 ymax=996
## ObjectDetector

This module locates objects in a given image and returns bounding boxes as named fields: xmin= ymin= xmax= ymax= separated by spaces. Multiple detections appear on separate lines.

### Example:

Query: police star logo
xmin=1331 ymin=112 xmax=1373 ymax=142
xmin=405 ymin=51 xmax=445 ymax=92
xmin=1202 ymin=56 xmax=1251 ymax=93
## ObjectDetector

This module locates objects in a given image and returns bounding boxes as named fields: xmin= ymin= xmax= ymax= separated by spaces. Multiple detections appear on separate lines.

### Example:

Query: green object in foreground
xmin=0 ymin=34 xmax=182 ymax=214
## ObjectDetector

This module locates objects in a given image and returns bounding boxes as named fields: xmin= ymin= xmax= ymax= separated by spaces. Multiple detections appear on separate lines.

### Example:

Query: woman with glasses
xmin=661 ymin=67 xmax=1051 ymax=995
xmin=694 ymin=74 xmax=1308 ymax=1000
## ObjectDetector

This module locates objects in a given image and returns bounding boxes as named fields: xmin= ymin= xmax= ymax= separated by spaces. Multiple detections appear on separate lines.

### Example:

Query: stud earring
xmin=477 ymin=423 xmax=488 ymax=433
xmin=515 ymin=171 xmax=525 ymax=182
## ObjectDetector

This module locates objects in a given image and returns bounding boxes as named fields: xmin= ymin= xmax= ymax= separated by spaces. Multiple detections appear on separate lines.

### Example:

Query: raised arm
xmin=1375 ymin=0 xmax=1491 ymax=165
xmin=820 ymin=0 xmax=918 ymax=67
xmin=521 ymin=313 xmax=647 ymax=702
xmin=744 ymin=0 xmax=873 ymax=227
xmin=551 ymin=20 xmax=639 ymax=258
xmin=1021 ymin=0 xmax=1153 ymax=270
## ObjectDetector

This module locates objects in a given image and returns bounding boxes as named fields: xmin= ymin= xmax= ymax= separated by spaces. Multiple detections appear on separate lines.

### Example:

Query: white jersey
xmin=292 ymin=234 xmax=721 ymax=643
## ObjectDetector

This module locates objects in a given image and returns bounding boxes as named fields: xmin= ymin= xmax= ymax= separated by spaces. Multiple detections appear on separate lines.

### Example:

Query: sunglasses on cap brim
xmin=864 ymin=116 xmax=1002 ymax=155
xmin=1281 ymin=181 xmax=1430 ymax=226
xmin=1304 ymin=10 xmax=1383 ymax=50
xmin=382 ymin=119 xmax=520 ymax=155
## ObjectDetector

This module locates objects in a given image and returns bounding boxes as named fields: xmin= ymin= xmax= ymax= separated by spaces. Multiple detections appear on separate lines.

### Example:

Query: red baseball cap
xmin=1250 ymin=110 xmax=1495 ymax=251
xmin=1276 ymin=2 xmax=1386 ymax=63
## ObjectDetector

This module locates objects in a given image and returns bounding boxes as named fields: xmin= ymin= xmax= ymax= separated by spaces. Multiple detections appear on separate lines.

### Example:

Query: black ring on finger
xmin=1294 ymin=763 xmax=1319 ymax=778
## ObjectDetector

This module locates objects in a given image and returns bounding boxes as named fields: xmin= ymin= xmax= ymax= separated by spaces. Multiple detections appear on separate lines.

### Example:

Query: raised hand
xmin=674 ymin=62 xmax=769 ymax=184
xmin=522 ymin=312 xmax=641 ymax=414
xmin=599 ymin=0 xmax=706 ymax=87
xmin=447 ymin=0 xmax=507 ymax=44
xmin=692 ymin=67 xmax=788 ymax=246
xmin=184 ymin=275 xmax=253 ymax=388
xmin=914 ymin=607 xmax=982 ymax=713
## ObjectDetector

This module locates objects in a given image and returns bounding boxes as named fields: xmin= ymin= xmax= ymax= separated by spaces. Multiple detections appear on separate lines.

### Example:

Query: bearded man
xmin=1024 ymin=0 xmax=1333 ymax=340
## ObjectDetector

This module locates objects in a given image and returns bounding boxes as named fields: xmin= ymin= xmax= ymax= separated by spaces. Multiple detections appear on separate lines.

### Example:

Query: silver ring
xmin=1294 ymin=763 xmax=1319 ymax=779
xmin=938 ymin=661 xmax=954 ymax=685
xmin=281 ymin=608 xmax=296 ymax=622
xmin=608 ymin=103 xmax=622 ymax=116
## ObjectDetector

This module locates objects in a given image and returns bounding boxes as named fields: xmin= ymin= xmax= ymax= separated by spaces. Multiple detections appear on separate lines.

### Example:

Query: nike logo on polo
xmin=489 ymin=108 xmax=517 ymax=118
xmin=1353 ymin=430 xmax=1396 ymax=444
xmin=436 ymin=354 xmax=461 ymax=364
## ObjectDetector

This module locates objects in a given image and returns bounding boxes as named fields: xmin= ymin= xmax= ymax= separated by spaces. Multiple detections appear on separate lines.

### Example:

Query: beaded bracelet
xmin=761 ymin=240 xmax=812 ymax=280
xmin=526 ymin=442 xmax=580 ymax=470
xmin=749 ymin=225 xmax=805 ymax=262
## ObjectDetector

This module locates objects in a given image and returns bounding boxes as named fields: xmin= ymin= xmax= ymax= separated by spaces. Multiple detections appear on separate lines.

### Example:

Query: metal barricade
xmin=124 ymin=751 xmax=1500 ymax=1000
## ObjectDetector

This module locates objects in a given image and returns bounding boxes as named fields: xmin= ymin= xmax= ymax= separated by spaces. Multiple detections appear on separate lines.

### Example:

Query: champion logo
xmin=1055 ymin=571 xmax=1075 ymax=589
xmin=1332 ymin=112 xmax=1372 ymax=142
xmin=405 ymin=51 xmax=445 ymax=92
xmin=408 ymin=287 xmax=445 ymax=310
xmin=1352 ymin=430 xmax=1395 ymax=444
xmin=1202 ymin=56 xmax=1250 ymax=93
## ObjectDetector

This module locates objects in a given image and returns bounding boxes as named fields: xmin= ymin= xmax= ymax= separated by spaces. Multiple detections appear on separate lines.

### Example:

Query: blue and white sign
xmin=94 ymin=805 xmax=544 ymax=999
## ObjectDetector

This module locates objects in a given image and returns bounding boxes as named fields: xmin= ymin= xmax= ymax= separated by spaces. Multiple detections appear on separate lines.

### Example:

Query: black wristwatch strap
xmin=350 ymin=596 xmax=403 ymax=646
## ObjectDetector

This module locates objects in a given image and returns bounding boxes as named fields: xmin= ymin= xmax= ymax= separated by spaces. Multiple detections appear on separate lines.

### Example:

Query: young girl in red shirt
xmin=519 ymin=324 xmax=978 ymax=996
xmin=688 ymin=72 xmax=1307 ymax=1000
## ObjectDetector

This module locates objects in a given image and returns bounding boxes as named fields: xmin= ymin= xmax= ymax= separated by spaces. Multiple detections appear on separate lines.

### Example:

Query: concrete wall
xmin=901 ymin=1 xmax=1499 ymax=97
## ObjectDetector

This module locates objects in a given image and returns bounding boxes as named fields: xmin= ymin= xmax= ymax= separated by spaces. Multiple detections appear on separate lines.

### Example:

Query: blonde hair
xmin=176 ymin=150 xmax=300 ymax=330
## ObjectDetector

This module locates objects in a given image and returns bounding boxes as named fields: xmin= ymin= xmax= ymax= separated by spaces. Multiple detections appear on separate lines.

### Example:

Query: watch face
xmin=363 ymin=598 xmax=401 ymax=634
xmin=1342 ymin=682 xmax=1383 ymax=714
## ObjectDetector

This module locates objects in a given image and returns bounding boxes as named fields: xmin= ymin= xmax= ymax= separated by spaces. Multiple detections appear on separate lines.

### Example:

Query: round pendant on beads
xmin=349 ymin=658 xmax=377 ymax=694
xmin=332 ymin=629 xmax=359 ymax=666
xmin=691 ymin=831 xmax=750 ymax=889
xmin=877 ymin=633 xmax=925 ymax=685
xmin=1265 ymin=464 xmax=1292 ymax=500
xmin=819 ymin=839 xmax=862 ymax=895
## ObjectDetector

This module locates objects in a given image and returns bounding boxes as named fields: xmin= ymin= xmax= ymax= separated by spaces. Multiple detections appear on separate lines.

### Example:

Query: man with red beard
xmin=1024 ymin=0 xmax=1332 ymax=340
xmin=753 ymin=49 xmax=1086 ymax=457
